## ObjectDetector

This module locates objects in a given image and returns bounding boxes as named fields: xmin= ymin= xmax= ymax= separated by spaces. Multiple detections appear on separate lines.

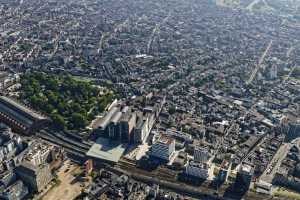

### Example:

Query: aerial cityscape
xmin=0 ymin=0 xmax=299 ymax=199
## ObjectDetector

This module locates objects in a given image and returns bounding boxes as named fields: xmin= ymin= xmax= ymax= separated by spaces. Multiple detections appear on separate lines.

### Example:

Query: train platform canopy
xmin=86 ymin=137 xmax=126 ymax=163
xmin=0 ymin=96 xmax=49 ymax=134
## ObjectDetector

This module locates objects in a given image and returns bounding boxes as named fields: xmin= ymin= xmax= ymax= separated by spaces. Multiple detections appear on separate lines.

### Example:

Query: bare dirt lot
xmin=42 ymin=160 xmax=84 ymax=200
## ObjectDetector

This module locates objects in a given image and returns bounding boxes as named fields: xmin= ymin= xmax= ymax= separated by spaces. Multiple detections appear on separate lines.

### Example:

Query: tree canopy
xmin=20 ymin=72 xmax=114 ymax=131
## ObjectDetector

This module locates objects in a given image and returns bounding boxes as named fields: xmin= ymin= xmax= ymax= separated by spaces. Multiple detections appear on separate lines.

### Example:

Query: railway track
xmin=37 ymin=130 xmax=89 ymax=156
xmin=40 ymin=130 xmax=91 ymax=151
xmin=116 ymin=160 xmax=177 ymax=181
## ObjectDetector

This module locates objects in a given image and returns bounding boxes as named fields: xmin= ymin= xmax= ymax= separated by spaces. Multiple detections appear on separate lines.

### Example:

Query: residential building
xmin=22 ymin=140 xmax=53 ymax=166
xmin=194 ymin=147 xmax=210 ymax=163
xmin=150 ymin=134 xmax=175 ymax=161
xmin=0 ymin=180 xmax=28 ymax=200
xmin=234 ymin=163 xmax=254 ymax=192
xmin=185 ymin=161 xmax=211 ymax=180
xmin=16 ymin=162 xmax=53 ymax=192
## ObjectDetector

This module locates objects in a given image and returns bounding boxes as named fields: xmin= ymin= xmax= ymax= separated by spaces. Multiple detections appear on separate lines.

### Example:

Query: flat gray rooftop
xmin=86 ymin=137 xmax=126 ymax=163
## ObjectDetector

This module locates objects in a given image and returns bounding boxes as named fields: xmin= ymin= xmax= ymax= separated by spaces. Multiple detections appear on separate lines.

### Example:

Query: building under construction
xmin=0 ymin=96 xmax=50 ymax=134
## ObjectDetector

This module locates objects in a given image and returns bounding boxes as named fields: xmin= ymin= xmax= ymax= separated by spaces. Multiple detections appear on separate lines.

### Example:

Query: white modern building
xmin=23 ymin=140 xmax=52 ymax=166
xmin=150 ymin=134 xmax=175 ymax=161
xmin=185 ymin=161 xmax=211 ymax=180
xmin=194 ymin=147 xmax=210 ymax=163
xmin=256 ymin=180 xmax=274 ymax=195
xmin=269 ymin=65 xmax=278 ymax=79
